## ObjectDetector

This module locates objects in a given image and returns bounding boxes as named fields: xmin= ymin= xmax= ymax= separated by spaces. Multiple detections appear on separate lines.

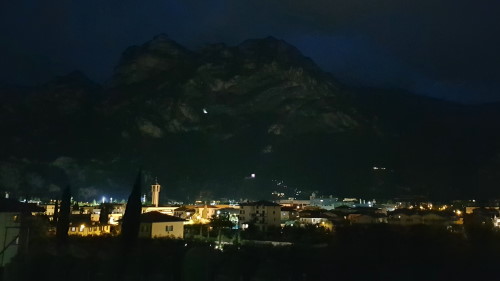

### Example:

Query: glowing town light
xmin=203 ymin=108 xmax=208 ymax=114
xmin=80 ymin=224 xmax=85 ymax=232
xmin=102 ymin=196 xmax=106 ymax=204
xmin=251 ymin=173 xmax=256 ymax=178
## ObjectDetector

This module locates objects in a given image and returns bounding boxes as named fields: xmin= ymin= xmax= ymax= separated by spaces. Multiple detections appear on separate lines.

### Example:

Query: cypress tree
xmin=56 ymin=185 xmax=71 ymax=244
xmin=53 ymin=199 xmax=59 ymax=225
xmin=121 ymin=170 xmax=142 ymax=246
xmin=99 ymin=203 xmax=110 ymax=225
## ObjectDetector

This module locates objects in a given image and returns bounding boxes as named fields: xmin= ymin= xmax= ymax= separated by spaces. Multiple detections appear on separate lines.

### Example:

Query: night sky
xmin=1 ymin=0 xmax=499 ymax=103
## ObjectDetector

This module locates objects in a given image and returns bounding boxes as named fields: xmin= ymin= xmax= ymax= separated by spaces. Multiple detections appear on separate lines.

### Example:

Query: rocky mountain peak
xmin=237 ymin=36 xmax=318 ymax=71
xmin=6 ymin=36 xmax=498 ymax=200
xmin=112 ymin=34 xmax=196 ymax=86
xmin=42 ymin=71 xmax=100 ymax=93
xmin=145 ymin=33 xmax=193 ymax=56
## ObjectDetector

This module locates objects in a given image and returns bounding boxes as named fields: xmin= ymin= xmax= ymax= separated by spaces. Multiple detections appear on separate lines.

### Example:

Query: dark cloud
xmin=0 ymin=0 xmax=499 ymax=102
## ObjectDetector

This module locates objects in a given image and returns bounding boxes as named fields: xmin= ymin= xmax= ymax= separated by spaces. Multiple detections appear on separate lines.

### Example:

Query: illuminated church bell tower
xmin=151 ymin=178 xmax=161 ymax=207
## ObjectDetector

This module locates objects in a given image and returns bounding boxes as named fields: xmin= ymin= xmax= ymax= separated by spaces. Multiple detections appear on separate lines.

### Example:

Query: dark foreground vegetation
xmin=3 ymin=224 xmax=500 ymax=281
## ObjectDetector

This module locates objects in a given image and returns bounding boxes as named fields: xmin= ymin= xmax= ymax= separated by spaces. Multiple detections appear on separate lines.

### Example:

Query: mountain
xmin=351 ymin=88 xmax=500 ymax=199
xmin=1 ymin=35 xmax=500 ymax=201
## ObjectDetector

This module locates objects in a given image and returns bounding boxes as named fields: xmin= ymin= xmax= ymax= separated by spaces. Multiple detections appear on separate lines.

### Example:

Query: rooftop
xmin=0 ymin=198 xmax=44 ymax=213
xmin=141 ymin=211 xmax=186 ymax=223
xmin=240 ymin=200 xmax=280 ymax=207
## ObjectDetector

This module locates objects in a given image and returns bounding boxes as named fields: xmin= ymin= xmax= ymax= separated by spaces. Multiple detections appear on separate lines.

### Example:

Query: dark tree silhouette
xmin=72 ymin=202 xmax=80 ymax=214
xmin=121 ymin=170 xmax=143 ymax=246
xmin=210 ymin=214 xmax=235 ymax=247
xmin=99 ymin=203 xmax=110 ymax=225
xmin=209 ymin=214 xmax=234 ymax=230
xmin=53 ymin=199 xmax=59 ymax=226
xmin=56 ymin=186 xmax=71 ymax=244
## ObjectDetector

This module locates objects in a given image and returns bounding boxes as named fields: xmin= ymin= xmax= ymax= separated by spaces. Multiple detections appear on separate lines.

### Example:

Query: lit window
xmin=166 ymin=225 xmax=173 ymax=231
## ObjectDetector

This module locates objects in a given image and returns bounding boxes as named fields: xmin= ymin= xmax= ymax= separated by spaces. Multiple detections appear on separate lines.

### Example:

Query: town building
xmin=309 ymin=194 xmax=343 ymax=210
xmin=466 ymin=206 xmax=500 ymax=214
xmin=493 ymin=214 xmax=500 ymax=228
xmin=276 ymin=199 xmax=310 ymax=209
xmin=299 ymin=213 xmax=330 ymax=225
xmin=0 ymin=198 xmax=43 ymax=267
xmin=388 ymin=209 xmax=462 ymax=226
xmin=68 ymin=223 xmax=111 ymax=236
xmin=41 ymin=203 xmax=56 ymax=217
xmin=468 ymin=207 xmax=499 ymax=227
xmin=90 ymin=203 xmax=126 ymax=225
xmin=141 ymin=206 xmax=178 ymax=216
xmin=193 ymin=205 xmax=219 ymax=224
xmin=151 ymin=179 xmax=161 ymax=207
xmin=239 ymin=201 xmax=281 ymax=231
xmin=280 ymin=206 xmax=299 ymax=222
xmin=347 ymin=213 xmax=387 ymax=224
xmin=68 ymin=214 xmax=111 ymax=236
xmin=138 ymin=211 xmax=186 ymax=239
xmin=173 ymin=206 xmax=196 ymax=220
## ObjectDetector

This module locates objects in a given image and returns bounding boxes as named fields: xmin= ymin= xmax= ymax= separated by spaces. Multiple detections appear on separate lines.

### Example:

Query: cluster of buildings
xmin=3 ymin=180 xmax=500 ymax=267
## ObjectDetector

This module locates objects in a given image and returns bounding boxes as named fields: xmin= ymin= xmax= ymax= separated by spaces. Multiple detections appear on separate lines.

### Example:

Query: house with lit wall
xmin=67 ymin=214 xmax=111 ymax=236
xmin=0 ymin=198 xmax=44 ymax=267
xmin=41 ymin=203 xmax=56 ymax=216
xmin=193 ymin=205 xmax=219 ymax=223
xmin=138 ymin=211 xmax=186 ymax=239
